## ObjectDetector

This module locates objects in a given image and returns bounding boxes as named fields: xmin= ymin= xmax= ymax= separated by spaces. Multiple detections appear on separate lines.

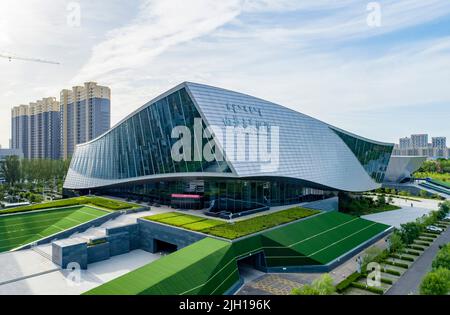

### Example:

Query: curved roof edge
xmin=76 ymin=81 xmax=393 ymax=148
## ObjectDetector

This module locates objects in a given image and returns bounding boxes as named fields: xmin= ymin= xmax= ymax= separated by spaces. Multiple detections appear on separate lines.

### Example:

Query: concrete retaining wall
xmin=19 ymin=211 xmax=122 ymax=251
xmin=138 ymin=219 xmax=206 ymax=253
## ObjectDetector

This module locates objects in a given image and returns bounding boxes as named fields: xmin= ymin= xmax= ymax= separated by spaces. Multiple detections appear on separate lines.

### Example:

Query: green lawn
xmin=86 ymin=211 xmax=390 ymax=295
xmin=144 ymin=206 xmax=320 ymax=239
xmin=0 ymin=206 xmax=107 ymax=252
xmin=429 ymin=178 xmax=450 ymax=189
xmin=0 ymin=196 xmax=137 ymax=215
xmin=84 ymin=238 xmax=235 ymax=295
xmin=343 ymin=204 xmax=401 ymax=216
xmin=261 ymin=211 xmax=390 ymax=265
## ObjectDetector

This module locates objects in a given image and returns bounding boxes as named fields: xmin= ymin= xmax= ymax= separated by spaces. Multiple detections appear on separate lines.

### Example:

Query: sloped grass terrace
xmin=0 ymin=206 xmax=108 ymax=253
xmin=0 ymin=196 xmax=137 ymax=215
xmin=143 ymin=206 xmax=320 ymax=239
xmin=86 ymin=212 xmax=390 ymax=295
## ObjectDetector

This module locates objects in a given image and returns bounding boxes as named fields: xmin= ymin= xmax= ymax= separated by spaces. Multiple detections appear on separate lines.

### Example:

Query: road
xmin=386 ymin=227 xmax=450 ymax=295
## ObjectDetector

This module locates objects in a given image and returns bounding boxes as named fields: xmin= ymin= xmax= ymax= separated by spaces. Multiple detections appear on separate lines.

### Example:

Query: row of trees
xmin=420 ymin=244 xmax=450 ymax=295
xmin=1 ymin=156 xmax=71 ymax=194
xmin=338 ymin=192 xmax=394 ymax=215
xmin=417 ymin=158 xmax=450 ymax=174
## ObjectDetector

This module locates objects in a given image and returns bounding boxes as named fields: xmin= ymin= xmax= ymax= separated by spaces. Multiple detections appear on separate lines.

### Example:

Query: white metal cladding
xmin=64 ymin=82 xmax=394 ymax=192
xmin=186 ymin=82 xmax=392 ymax=192
xmin=384 ymin=156 xmax=427 ymax=183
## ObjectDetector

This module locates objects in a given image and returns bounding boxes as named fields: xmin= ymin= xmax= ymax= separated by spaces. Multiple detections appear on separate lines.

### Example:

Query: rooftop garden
xmin=0 ymin=196 xmax=138 ymax=215
xmin=143 ymin=206 xmax=320 ymax=240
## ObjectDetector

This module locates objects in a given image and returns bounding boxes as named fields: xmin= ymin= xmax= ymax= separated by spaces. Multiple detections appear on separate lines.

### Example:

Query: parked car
xmin=426 ymin=225 xmax=444 ymax=233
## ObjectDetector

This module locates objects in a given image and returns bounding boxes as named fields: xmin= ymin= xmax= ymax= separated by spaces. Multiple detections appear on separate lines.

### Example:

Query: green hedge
xmin=201 ymin=207 xmax=320 ymax=239
xmin=407 ymin=245 xmax=426 ymax=251
xmin=420 ymin=233 xmax=438 ymax=238
xmin=403 ymin=250 xmax=421 ymax=256
xmin=415 ymin=241 xmax=431 ymax=247
xmin=336 ymin=272 xmax=361 ymax=293
xmin=383 ymin=268 xmax=401 ymax=276
xmin=390 ymin=254 xmax=414 ymax=262
xmin=350 ymin=282 xmax=384 ymax=295
xmin=418 ymin=237 xmax=435 ymax=242
xmin=0 ymin=196 xmax=135 ymax=215
xmin=381 ymin=278 xmax=393 ymax=285
xmin=384 ymin=261 xmax=409 ymax=269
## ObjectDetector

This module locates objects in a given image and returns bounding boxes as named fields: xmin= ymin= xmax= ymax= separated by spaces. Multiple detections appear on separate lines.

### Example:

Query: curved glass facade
xmin=70 ymin=88 xmax=231 ymax=180
xmin=64 ymin=82 xmax=395 ymax=213
xmin=331 ymin=128 xmax=393 ymax=183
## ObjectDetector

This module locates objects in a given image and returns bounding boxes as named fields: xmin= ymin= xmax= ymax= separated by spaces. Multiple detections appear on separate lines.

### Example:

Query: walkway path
xmin=386 ymin=227 xmax=450 ymax=295
xmin=362 ymin=197 xmax=440 ymax=228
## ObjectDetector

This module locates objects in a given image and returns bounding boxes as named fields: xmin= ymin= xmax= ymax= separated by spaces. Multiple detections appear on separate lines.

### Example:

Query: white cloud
xmin=73 ymin=0 xmax=242 ymax=82
xmin=1 ymin=0 xmax=450 ymax=147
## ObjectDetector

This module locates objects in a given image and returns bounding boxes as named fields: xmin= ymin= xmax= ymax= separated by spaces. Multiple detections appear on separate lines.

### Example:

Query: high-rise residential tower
xmin=11 ymin=98 xmax=60 ymax=159
xmin=28 ymin=98 xmax=61 ymax=159
xmin=411 ymin=134 xmax=428 ymax=148
xmin=11 ymin=105 xmax=29 ymax=158
xmin=60 ymin=82 xmax=111 ymax=159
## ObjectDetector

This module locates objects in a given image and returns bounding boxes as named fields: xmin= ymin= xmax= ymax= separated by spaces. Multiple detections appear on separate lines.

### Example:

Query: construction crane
xmin=0 ymin=53 xmax=60 ymax=65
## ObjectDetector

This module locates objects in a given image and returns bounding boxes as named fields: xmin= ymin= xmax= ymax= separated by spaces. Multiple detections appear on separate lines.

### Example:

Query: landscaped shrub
xmin=407 ymin=245 xmax=426 ymax=251
xmin=389 ymin=232 xmax=405 ymax=254
xmin=415 ymin=241 xmax=431 ymax=247
xmin=390 ymin=254 xmax=414 ymax=262
xmin=403 ymin=250 xmax=420 ymax=256
xmin=432 ymin=243 xmax=450 ymax=270
xmin=418 ymin=237 xmax=435 ymax=242
xmin=421 ymin=233 xmax=438 ymax=238
xmin=350 ymin=282 xmax=384 ymax=295
xmin=381 ymin=278 xmax=393 ymax=285
xmin=335 ymin=272 xmax=361 ymax=293
xmin=338 ymin=192 xmax=400 ymax=216
xmin=384 ymin=261 xmax=409 ymax=269
xmin=291 ymin=274 xmax=336 ymax=295
xmin=398 ymin=222 xmax=422 ymax=244
xmin=383 ymin=269 xmax=401 ymax=276
xmin=420 ymin=268 xmax=450 ymax=295
xmin=202 ymin=207 xmax=320 ymax=239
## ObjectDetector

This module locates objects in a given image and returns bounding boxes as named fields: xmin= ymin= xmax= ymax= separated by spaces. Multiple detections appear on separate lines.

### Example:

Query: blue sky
xmin=1 ymin=0 xmax=450 ymax=147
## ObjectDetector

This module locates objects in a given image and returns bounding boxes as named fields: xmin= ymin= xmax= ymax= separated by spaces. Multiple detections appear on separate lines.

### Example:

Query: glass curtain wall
xmin=70 ymin=88 xmax=231 ymax=180
xmin=332 ymin=129 xmax=393 ymax=183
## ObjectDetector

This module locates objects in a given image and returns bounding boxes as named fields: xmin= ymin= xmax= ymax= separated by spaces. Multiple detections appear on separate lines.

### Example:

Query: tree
xmin=389 ymin=232 xmax=404 ymax=254
xmin=376 ymin=194 xmax=386 ymax=206
xmin=398 ymin=222 xmax=421 ymax=244
xmin=1 ymin=155 xmax=21 ymax=186
xmin=420 ymin=268 xmax=450 ymax=295
xmin=419 ymin=190 xmax=428 ymax=198
xmin=291 ymin=274 xmax=336 ymax=295
xmin=432 ymin=244 xmax=450 ymax=270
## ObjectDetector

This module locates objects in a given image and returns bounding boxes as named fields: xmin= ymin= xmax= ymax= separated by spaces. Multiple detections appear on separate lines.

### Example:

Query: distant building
xmin=11 ymin=98 xmax=60 ymax=159
xmin=432 ymin=137 xmax=446 ymax=149
xmin=11 ymin=105 xmax=29 ymax=158
xmin=60 ymin=82 xmax=111 ymax=160
xmin=399 ymin=137 xmax=411 ymax=149
xmin=0 ymin=148 xmax=23 ymax=159
xmin=411 ymin=134 xmax=428 ymax=148
xmin=394 ymin=134 xmax=449 ymax=159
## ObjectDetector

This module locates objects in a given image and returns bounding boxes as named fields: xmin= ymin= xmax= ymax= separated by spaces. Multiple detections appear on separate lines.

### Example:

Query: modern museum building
xmin=63 ymin=82 xmax=394 ymax=216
